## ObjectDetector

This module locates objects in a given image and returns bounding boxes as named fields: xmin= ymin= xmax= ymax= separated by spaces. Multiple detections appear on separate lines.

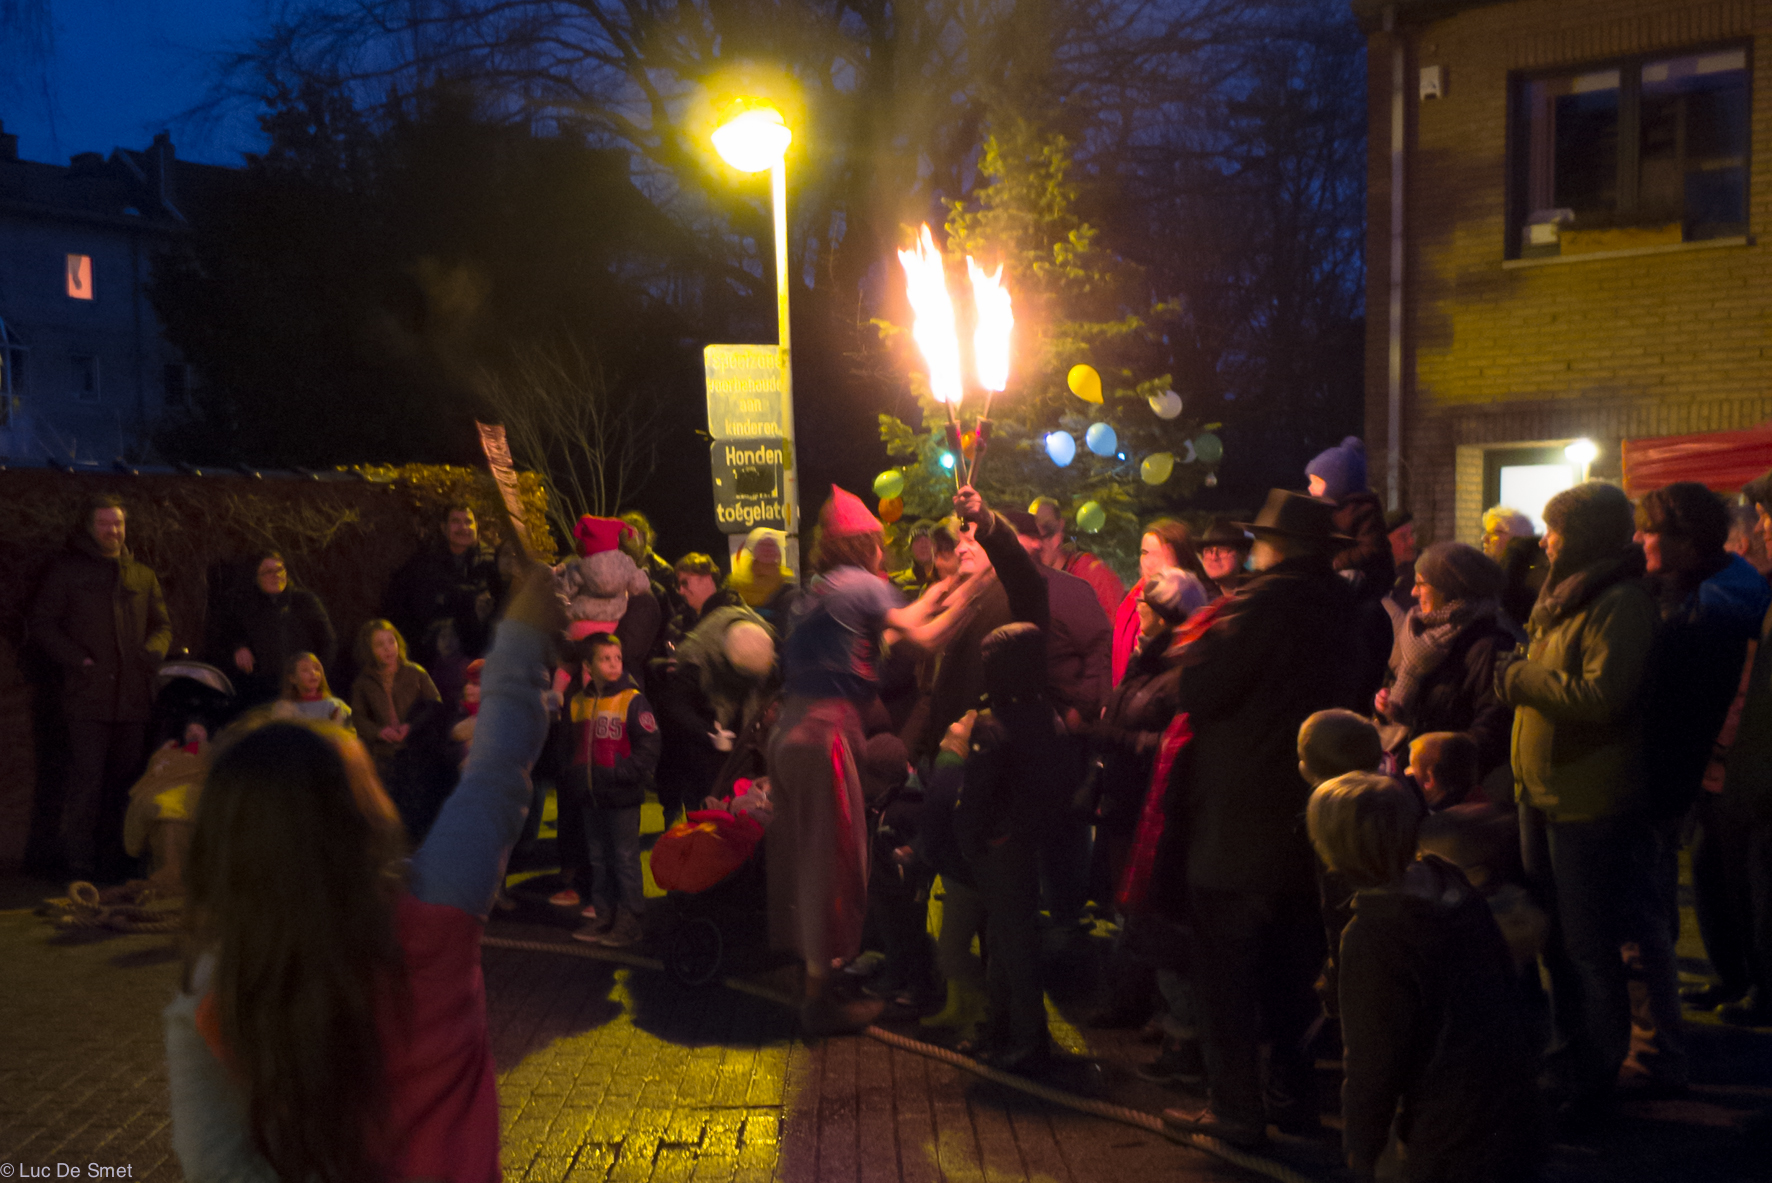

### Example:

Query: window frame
xmin=1506 ymin=40 xmax=1753 ymax=259
xmin=65 ymin=253 xmax=95 ymax=301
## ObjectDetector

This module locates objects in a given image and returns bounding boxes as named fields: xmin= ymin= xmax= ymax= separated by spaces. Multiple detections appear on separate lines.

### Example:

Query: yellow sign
xmin=703 ymin=344 xmax=785 ymax=439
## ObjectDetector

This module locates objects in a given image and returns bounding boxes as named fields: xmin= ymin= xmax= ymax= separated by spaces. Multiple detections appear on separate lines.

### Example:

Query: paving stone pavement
xmin=8 ymin=878 xmax=1772 ymax=1183
xmin=0 ymin=900 xmax=1238 ymax=1183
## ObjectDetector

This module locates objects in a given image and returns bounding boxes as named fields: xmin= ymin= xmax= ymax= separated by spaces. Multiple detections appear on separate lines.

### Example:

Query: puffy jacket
xmin=1500 ymin=550 xmax=1656 ymax=822
xmin=30 ymin=535 xmax=172 ymax=722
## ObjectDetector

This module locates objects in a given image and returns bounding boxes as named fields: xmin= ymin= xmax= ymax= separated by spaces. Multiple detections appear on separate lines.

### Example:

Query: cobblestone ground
xmin=0 ymin=896 xmax=1229 ymax=1183
xmin=4 ymin=872 xmax=1770 ymax=1183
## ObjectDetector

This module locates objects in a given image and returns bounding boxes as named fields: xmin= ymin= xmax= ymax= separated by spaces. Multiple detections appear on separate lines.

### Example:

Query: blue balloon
xmin=1085 ymin=422 xmax=1117 ymax=457
xmin=1045 ymin=431 xmax=1076 ymax=467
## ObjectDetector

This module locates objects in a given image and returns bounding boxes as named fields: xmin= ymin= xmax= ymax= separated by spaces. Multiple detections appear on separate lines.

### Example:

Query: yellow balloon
xmin=1140 ymin=452 xmax=1175 ymax=485
xmin=1067 ymin=364 xmax=1103 ymax=404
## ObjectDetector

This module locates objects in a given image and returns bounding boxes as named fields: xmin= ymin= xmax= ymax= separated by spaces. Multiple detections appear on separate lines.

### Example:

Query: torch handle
xmin=943 ymin=418 xmax=964 ymax=493
xmin=967 ymin=418 xmax=993 ymax=487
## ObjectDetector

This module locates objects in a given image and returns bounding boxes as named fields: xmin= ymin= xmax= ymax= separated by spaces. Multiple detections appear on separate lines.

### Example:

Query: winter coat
xmin=1380 ymin=606 xmax=1519 ymax=782
xmin=569 ymin=672 xmax=661 ymax=809
xmin=30 ymin=535 xmax=172 ymax=722
xmin=383 ymin=542 xmax=503 ymax=666
xmin=1332 ymin=490 xmax=1396 ymax=599
xmin=613 ymin=587 xmax=662 ymax=691
xmin=1057 ymin=544 xmax=1126 ymax=623
xmin=1091 ymin=628 xmax=1185 ymax=832
xmin=1339 ymin=858 xmax=1541 ymax=1182
xmin=1499 ymin=536 xmax=1549 ymax=629
xmin=1645 ymin=554 xmax=1771 ymax=819
xmin=912 ymin=511 xmax=1048 ymax=758
xmin=1111 ymin=588 xmax=1142 ymax=687
xmin=351 ymin=663 xmax=444 ymax=766
xmin=657 ymin=604 xmax=776 ymax=801
xmin=952 ymin=704 xmax=1073 ymax=857
xmin=1720 ymin=602 xmax=1772 ymax=823
xmin=1166 ymin=554 xmax=1360 ymax=895
xmin=1039 ymin=563 xmax=1113 ymax=720
xmin=1499 ymin=549 xmax=1656 ymax=822
xmin=213 ymin=585 xmax=336 ymax=706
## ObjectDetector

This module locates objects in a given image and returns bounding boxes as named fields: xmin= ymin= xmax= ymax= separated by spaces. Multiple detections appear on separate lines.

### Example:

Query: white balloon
xmin=1148 ymin=389 xmax=1183 ymax=420
xmin=1181 ymin=439 xmax=1197 ymax=463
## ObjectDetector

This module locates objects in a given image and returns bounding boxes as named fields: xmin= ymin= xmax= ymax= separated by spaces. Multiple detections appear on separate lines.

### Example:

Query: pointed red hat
xmin=825 ymin=486 xmax=883 ymax=537
xmin=574 ymin=515 xmax=634 ymax=556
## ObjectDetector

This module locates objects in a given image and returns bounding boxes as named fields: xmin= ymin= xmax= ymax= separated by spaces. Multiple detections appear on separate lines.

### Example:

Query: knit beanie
xmin=1142 ymin=567 xmax=1211 ymax=623
xmin=1542 ymin=481 xmax=1636 ymax=576
xmin=1414 ymin=542 xmax=1504 ymax=604
xmin=1305 ymin=436 xmax=1369 ymax=502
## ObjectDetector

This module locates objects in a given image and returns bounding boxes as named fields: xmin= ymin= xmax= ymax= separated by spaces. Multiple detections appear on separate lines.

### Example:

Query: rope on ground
xmin=481 ymin=934 xmax=1317 ymax=1183
xmin=40 ymin=880 xmax=183 ymax=934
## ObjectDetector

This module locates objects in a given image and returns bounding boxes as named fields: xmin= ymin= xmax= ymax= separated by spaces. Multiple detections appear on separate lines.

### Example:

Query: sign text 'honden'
xmin=710 ymin=437 xmax=790 ymax=532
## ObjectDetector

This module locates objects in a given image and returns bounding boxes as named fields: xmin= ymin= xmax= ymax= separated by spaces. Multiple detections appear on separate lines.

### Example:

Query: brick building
xmin=1355 ymin=0 xmax=1772 ymax=542
xmin=0 ymin=123 xmax=226 ymax=462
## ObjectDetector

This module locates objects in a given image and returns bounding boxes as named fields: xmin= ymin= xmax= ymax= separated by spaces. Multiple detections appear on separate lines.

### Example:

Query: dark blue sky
xmin=3 ymin=0 xmax=266 ymax=166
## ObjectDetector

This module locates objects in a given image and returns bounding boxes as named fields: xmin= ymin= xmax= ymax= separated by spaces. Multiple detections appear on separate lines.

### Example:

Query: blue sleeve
xmin=408 ymin=619 xmax=551 ymax=918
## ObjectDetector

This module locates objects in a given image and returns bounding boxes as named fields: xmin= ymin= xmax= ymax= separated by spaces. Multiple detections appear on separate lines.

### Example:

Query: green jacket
xmin=1719 ymin=605 xmax=1772 ymax=822
xmin=1500 ymin=551 xmax=1656 ymax=822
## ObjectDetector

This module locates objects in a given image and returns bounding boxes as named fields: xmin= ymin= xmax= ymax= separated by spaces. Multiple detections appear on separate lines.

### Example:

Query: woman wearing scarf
xmin=1374 ymin=541 xmax=1520 ymax=789
xmin=727 ymin=527 xmax=799 ymax=638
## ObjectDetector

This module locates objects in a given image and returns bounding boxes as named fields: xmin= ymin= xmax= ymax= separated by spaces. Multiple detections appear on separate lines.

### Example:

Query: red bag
xmin=648 ymin=809 xmax=763 ymax=893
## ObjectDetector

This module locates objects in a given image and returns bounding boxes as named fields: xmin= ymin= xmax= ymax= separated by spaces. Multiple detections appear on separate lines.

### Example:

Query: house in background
xmin=1354 ymin=0 xmax=1772 ymax=541
xmin=0 ymin=122 xmax=227 ymax=462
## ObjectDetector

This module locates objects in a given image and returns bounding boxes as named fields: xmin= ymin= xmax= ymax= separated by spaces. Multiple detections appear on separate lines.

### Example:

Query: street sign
xmin=710 ymin=437 xmax=791 ymax=533
xmin=703 ymin=345 xmax=785 ymax=440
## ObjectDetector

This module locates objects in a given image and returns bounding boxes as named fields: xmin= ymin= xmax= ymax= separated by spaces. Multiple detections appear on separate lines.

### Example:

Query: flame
xmin=896 ymin=225 xmax=965 ymax=406
xmin=966 ymin=258 xmax=1013 ymax=393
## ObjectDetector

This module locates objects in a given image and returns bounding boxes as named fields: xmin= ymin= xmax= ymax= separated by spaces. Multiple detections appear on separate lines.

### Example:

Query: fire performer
xmin=769 ymin=487 xmax=988 ymax=1036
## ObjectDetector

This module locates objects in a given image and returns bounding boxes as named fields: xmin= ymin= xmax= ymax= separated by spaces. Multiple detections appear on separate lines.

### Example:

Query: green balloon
xmin=872 ymin=469 xmax=905 ymax=501
xmin=1140 ymin=452 xmax=1175 ymax=485
xmin=1076 ymin=500 xmax=1106 ymax=534
xmin=1193 ymin=432 xmax=1224 ymax=465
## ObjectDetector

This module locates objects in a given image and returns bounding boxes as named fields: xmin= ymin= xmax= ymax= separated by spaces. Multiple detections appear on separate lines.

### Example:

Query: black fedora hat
xmin=1233 ymin=489 xmax=1353 ymax=546
xmin=1199 ymin=518 xmax=1254 ymax=551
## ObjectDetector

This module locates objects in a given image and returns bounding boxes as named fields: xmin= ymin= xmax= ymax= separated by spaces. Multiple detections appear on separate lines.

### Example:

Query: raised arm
xmin=408 ymin=563 xmax=563 ymax=919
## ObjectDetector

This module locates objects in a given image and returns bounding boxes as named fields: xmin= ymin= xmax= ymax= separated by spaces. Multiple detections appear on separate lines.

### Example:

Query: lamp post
xmin=712 ymin=103 xmax=798 ymax=564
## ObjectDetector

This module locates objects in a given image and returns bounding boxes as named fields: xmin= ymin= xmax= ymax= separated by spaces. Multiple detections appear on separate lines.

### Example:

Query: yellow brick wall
xmin=1364 ymin=0 xmax=1772 ymax=543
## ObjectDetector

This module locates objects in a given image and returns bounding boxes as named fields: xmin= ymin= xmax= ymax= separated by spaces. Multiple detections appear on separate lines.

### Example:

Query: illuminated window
xmin=1511 ymin=47 xmax=1749 ymax=256
xmin=1483 ymin=445 xmax=1581 ymax=533
xmin=73 ymin=354 xmax=100 ymax=403
xmin=66 ymin=254 xmax=94 ymax=300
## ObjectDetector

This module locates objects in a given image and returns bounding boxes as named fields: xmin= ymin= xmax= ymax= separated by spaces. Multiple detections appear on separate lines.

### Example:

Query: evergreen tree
xmin=876 ymin=121 xmax=1221 ymax=578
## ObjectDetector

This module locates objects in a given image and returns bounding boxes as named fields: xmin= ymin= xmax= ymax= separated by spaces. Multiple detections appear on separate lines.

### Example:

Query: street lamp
xmin=713 ymin=101 xmax=798 ymax=562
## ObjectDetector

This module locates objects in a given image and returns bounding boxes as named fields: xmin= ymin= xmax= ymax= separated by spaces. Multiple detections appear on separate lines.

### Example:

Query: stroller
xmin=648 ymin=691 xmax=784 ymax=986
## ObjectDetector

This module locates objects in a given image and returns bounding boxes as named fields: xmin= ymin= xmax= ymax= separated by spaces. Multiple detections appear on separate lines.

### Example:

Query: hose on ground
xmin=482 ymin=934 xmax=1316 ymax=1183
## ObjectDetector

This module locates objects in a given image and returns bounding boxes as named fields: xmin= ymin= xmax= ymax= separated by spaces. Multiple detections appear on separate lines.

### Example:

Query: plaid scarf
xmin=1386 ymin=598 xmax=1500 ymax=726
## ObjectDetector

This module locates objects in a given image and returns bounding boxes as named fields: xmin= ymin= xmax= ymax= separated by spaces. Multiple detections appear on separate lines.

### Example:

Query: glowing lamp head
xmin=712 ymin=103 xmax=792 ymax=172
xmin=940 ymin=452 xmax=956 ymax=470
xmin=1565 ymin=438 xmax=1599 ymax=468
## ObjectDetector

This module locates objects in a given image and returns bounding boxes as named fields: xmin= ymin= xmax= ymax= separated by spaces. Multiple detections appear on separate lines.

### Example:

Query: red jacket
xmin=199 ymin=893 xmax=501 ymax=1183
xmin=1059 ymin=545 xmax=1126 ymax=622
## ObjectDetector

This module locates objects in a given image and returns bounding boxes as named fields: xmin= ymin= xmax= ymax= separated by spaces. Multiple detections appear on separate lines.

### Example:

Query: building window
xmin=72 ymin=354 xmax=101 ymax=403
xmin=1512 ymin=46 xmax=1749 ymax=257
xmin=66 ymin=253 xmax=94 ymax=300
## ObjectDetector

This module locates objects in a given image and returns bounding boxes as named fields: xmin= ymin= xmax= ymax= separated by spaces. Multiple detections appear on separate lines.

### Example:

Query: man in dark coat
xmin=1158 ymin=489 xmax=1360 ymax=1148
xmin=30 ymin=495 xmax=172 ymax=879
xmin=1307 ymin=437 xmax=1395 ymax=706
xmin=383 ymin=503 xmax=504 ymax=671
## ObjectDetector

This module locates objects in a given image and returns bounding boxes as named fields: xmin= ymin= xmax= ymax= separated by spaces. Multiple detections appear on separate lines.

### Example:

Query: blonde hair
xmin=1307 ymin=773 xmax=1424 ymax=889
xmin=1481 ymin=506 xmax=1533 ymax=540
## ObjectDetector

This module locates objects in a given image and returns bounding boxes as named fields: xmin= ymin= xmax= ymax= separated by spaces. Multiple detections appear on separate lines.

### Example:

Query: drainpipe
xmin=1385 ymin=5 xmax=1406 ymax=512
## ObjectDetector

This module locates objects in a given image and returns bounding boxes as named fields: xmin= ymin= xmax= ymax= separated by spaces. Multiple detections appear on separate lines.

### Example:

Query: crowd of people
xmin=25 ymin=431 xmax=1772 ymax=1180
